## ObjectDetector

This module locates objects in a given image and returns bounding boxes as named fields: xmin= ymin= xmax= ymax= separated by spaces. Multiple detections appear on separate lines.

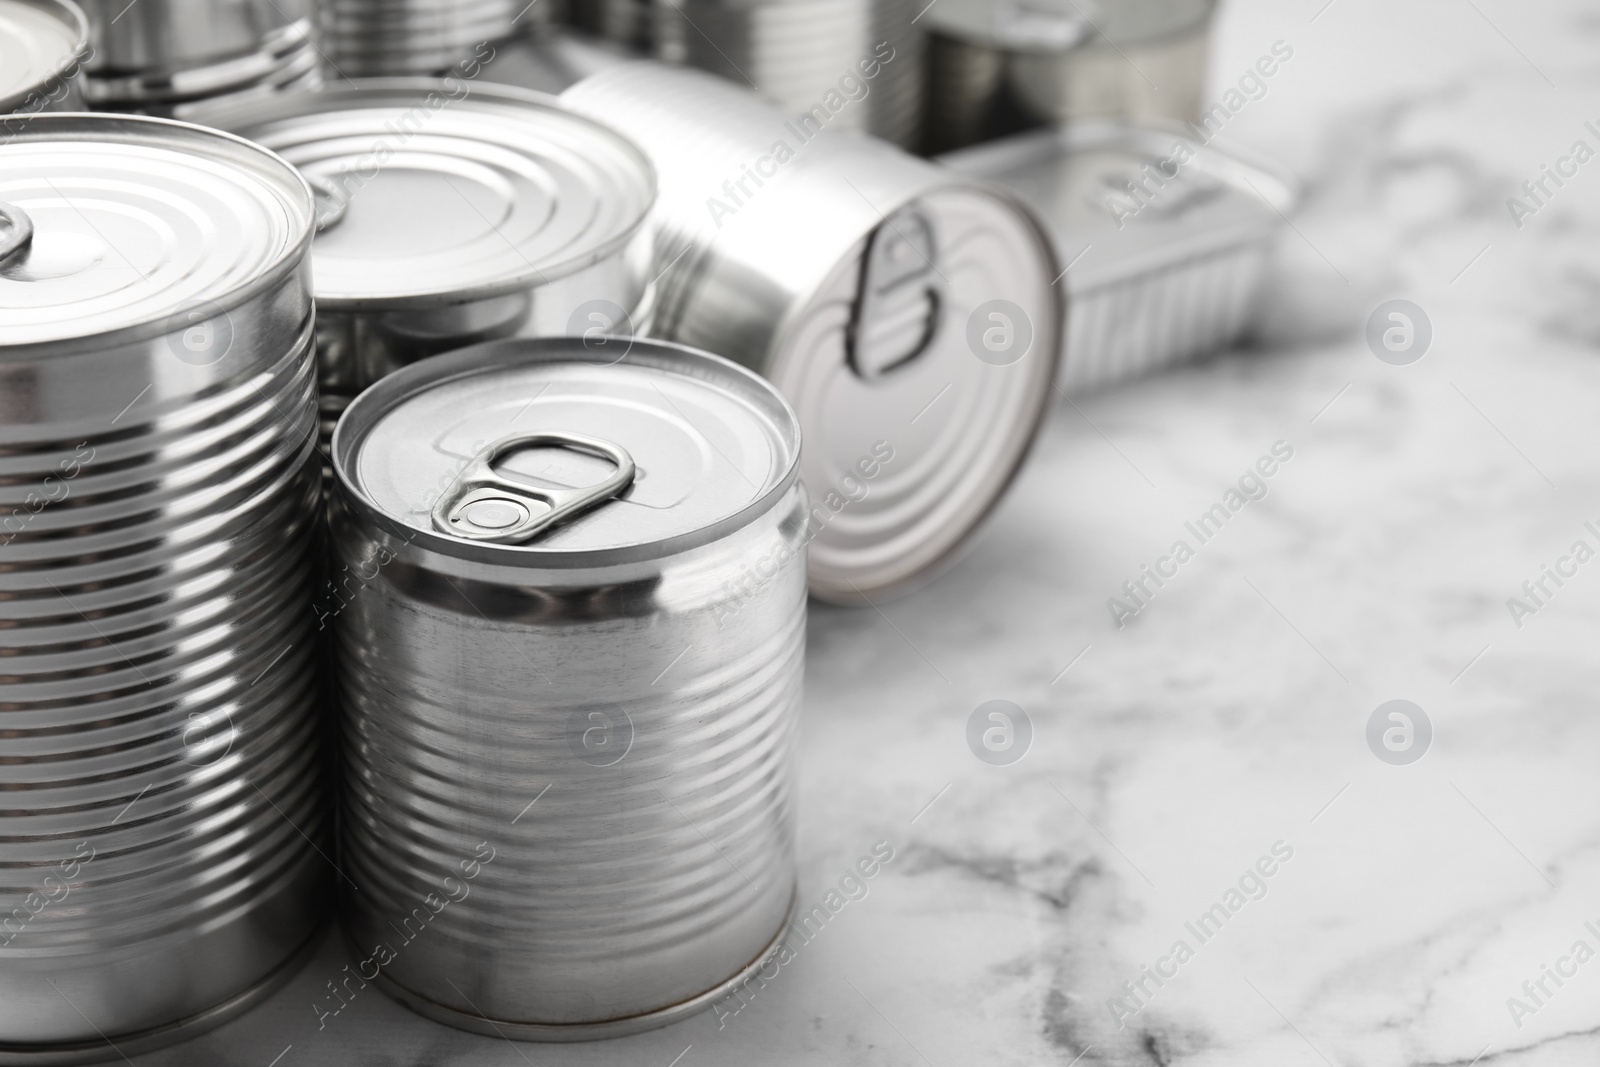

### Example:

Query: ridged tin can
xmin=328 ymin=337 xmax=805 ymax=1039
xmin=321 ymin=0 xmax=550 ymax=75
xmin=190 ymin=78 xmax=656 ymax=478
xmin=940 ymin=121 xmax=1297 ymax=395
xmin=0 ymin=0 xmax=90 ymax=115
xmin=0 ymin=114 xmax=325 ymax=1062
xmin=563 ymin=63 xmax=1061 ymax=603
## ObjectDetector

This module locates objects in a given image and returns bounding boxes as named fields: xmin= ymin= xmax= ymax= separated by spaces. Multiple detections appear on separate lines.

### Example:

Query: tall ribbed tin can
xmin=563 ymin=63 xmax=1061 ymax=603
xmin=0 ymin=115 xmax=325 ymax=1062
xmin=328 ymin=337 xmax=805 ymax=1039
xmin=191 ymin=79 xmax=656 ymax=480
xmin=0 ymin=0 xmax=90 ymax=115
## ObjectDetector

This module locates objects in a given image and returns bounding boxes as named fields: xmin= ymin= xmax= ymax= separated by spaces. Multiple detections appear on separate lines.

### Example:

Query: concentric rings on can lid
xmin=0 ymin=113 xmax=315 ymax=350
xmin=189 ymin=79 xmax=656 ymax=309
xmin=0 ymin=0 xmax=88 ymax=113
xmin=333 ymin=337 xmax=802 ymax=564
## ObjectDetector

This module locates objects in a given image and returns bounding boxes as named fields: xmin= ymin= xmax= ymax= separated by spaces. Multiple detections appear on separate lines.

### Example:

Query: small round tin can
xmin=0 ymin=0 xmax=90 ymax=116
xmin=0 ymin=114 xmax=324 ymax=1062
xmin=190 ymin=78 xmax=657 ymax=474
xmin=329 ymin=337 xmax=805 ymax=1039
xmin=564 ymin=63 xmax=1062 ymax=603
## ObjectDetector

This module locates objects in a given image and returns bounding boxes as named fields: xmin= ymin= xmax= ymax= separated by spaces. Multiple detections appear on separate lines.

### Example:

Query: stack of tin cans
xmin=320 ymin=0 xmax=543 ymax=75
xmin=73 ymin=0 xmax=321 ymax=117
xmin=0 ymin=114 xmax=326 ymax=1058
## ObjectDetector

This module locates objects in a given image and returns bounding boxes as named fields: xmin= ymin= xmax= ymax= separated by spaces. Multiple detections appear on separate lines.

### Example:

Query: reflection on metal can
xmin=0 ymin=115 xmax=325 ymax=1061
xmin=329 ymin=336 xmax=805 ymax=1040
xmin=0 ymin=0 xmax=90 ymax=115
xmin=941 ymin=121 xmax=1297 ymax=395
xmin=564 ymin=63 xmax=1061 ymax=603
xmin=189 ymin=79 xmax=657 ymax=480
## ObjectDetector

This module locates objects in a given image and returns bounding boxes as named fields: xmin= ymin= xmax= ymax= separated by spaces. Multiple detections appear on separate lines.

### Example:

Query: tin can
xmin=563 ymin=63 xmax=1061 ymax=603
xmin=328 ymin=337 xmax=805 ymax=1039
xmin=76 ymin=0 xmax=322 ymax=115
xmin=922 ymin=0 xmax=1214 ymax=152
xmin=0 ymin=114 xmax=325 ymax=1062
xmin=0 ymin=0 xmax=90 ymax=115
xmin=321 ymin=0 xmax=549 ymax=75
xmin=189 ymin=78 xmax=656 ymax=478
xmin=940 ymin=121 xmax=1298 ymax=395
xmin=654 ymin=0 xmax=924 ymax=147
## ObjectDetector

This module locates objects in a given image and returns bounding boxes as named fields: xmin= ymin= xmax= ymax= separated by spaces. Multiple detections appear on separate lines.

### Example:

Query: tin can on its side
xmin=940 ymin=121 xmax=1298 ymax=395
xmin=329 ymin=337 xmax=805 ymax=1039
xmin=190 ymin=79 xmax=656 ymax=477
xmin=0 ymin=115 xmax=324 ymax=1063
xmin=564 ymin=63 xmax=1061 ymax=603
xmin=0 ymin=0 xmax=89 ymax=115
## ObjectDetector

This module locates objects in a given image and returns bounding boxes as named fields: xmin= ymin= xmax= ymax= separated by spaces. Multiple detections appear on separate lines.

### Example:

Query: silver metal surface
xmin=563 ymin=63 xmax=1061 ymax=603
xmin=940 ymin=121 xmax=1297 ymax=395
xmin=82 ymin=20 xmax=323 ymax=114
xmin=923 ymin=0 xmax=1214 ymax=152
xmin=77 ymin=0 xmax=310 ymax=71
xmin=0 ymin=114 xmax=325 ymax=1061
xmin=329 ymin=337 xmax=805 ymax=1037
xmin=0 ymin=0 xmax=89 ymax=115
xmin=190 ymin=78 xmax=656 ymax=474
xmin=476 ymin=25 xmax=641 ymax=94
xmin=655 ymin=0 xmax=924 ymax=147
xmin=320 ymin=0 xmax=547 ymax=75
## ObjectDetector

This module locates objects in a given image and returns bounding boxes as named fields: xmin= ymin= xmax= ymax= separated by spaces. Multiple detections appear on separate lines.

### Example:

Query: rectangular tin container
xmin=940 ymin=121 xmax=1297 ymax=396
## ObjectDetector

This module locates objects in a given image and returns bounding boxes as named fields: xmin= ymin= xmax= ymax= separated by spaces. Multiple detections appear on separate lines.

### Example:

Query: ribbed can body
xmin=330 ymin=480 xmax=806 ymax=1034
xmin=0 ymin=269 xmax=327 ymax=1053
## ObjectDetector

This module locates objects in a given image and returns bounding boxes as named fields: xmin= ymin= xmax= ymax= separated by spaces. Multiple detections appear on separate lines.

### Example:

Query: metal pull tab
xmin=432 ymin=431 xmax=636 ymax=545
xmin=847 ymin=204 xmax=942 ymax=381
xmin=0 ymin=202 xmax=35 ymax=269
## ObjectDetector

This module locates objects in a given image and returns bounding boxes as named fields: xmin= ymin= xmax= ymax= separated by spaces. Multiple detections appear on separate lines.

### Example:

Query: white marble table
xmin=145 ymin=0 xmax=1600 ymax=1062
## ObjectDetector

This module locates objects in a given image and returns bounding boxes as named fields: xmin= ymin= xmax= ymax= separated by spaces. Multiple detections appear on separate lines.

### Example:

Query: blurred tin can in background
xmin=0 ymin=115 xmax=325 ymax=1061
xmin=941 ymin=122 xmax=1297 ymax=394
xmin=320 ymin=0 xmax=550 ymax=75
xmin=564 ymin=63 xmax=1061 ymax=603
xmin=190 ymin=79 xmax=656 ymax=477
xmin=75 ymin=0 xmax=322 ymax=116
xmin=0 ymin=0 xmax=90 ymax=115
xmin=923 ymin=0 xmax=1215 ymax=152
xmin=329 ymin=337 xmax=805 ymax=1039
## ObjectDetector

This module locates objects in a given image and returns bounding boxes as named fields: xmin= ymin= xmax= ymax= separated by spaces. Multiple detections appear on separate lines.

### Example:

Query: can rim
xmin=186 ymin=78 xmax=660 ymax=310
xmin=331 ymin=336 xmax=803 ymax=569
xmin=0 ymin=111 xmax=316 ymax=358
xmin=0 ymin=0 xmax=91 ymax=113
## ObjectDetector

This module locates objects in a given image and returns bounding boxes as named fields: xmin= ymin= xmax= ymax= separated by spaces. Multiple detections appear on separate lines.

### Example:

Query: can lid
xmin=188 ymin=79 xmax=655 ymax=309
xmin=0 ymin=113 xmax=314 ymax=350
xmin=0 ymin=0 xmax=87 ymax=112
xmin=334 ymin=337 xmax=801 ymax=565
xmin=939 ymin=122 xmax=1298 ymax=294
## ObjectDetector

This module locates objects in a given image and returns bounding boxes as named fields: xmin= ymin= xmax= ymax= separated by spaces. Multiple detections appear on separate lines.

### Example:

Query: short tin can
xmin=0 ymin=0 xmax=90 ymax=116
xmin=564 ymin=63 xmax=1061 ymax=603
xmin=190 ymin=78 xmax=656 ymax=475
xmin=328 ymin=336 xmax=805 ymax=1039
xmin=0 ymin=114 xmax=325 ymax=1062
xmin=941 ymin=121 xmax=1297 ymax=395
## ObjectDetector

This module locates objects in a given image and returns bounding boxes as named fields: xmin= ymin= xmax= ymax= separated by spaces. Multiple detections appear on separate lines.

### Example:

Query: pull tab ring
xmin=0 ymin=202 xmax=35 ymax=269
xmin=432 ymin=431 xmax=635 ymax=545
xmin=306 ymin=174 xmax=348 ymax=234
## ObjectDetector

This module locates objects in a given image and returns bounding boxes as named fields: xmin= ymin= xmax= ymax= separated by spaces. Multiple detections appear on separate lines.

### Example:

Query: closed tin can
xmin=329 ymin=337 xmax=805 ymax=1039
xmin=321 ymin=0 xmax=549 ymax=75
xmin=0 ymin=115 xmax=324 ymax=1061
xmin=564 ymin=64 xmax=1061 ymax=602
xmin=941 ymin=121 xmax=1297 ymax=395
xmin=190 ymin=79 xmax=656 ymax=476
xmin=76 ymin=0 xmax=321 ymax=115
xmin=922 ymin=0 xmax=1213 ymax=152
xmin=0 ymin=0 xmax=90 ymax=115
